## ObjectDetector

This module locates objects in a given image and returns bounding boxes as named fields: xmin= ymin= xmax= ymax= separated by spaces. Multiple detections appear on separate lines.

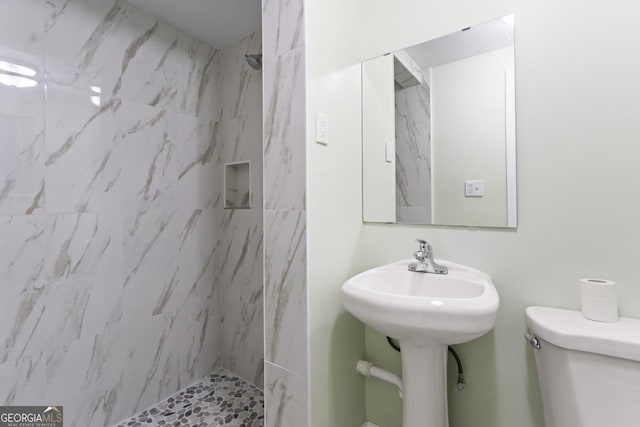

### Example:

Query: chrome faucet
xmin=409 ymin=239 xmax=448 ymax=274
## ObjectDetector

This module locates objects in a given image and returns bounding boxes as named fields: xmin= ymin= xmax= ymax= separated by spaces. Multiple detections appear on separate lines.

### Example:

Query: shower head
xmin=245 ymin=54 xmax=262 ymax=70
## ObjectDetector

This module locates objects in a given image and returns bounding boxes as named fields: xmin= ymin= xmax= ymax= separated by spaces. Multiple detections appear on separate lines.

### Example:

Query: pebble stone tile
xmin=115 ymin=369 xmax=264 ymax=427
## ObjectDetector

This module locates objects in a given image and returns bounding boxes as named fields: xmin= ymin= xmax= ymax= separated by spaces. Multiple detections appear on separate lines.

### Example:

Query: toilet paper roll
xmin=580 ymin=278 xmax=618 ymax=322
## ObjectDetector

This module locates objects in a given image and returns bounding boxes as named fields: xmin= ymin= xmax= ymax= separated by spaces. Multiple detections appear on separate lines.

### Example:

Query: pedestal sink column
xmin=399 ymin=341 xmax=449 ymax=427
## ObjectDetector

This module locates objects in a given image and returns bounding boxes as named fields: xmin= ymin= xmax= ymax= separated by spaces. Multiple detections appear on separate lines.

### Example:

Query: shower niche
xmin=224 ymin=161 xmax=252 ymax=209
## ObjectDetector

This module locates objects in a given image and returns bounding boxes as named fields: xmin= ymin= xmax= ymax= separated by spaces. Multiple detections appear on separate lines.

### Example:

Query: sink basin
xmin=342 ymin=259 xmax=498 ymax=345
xmin=342 ymin=259 xmax=499 ymax=427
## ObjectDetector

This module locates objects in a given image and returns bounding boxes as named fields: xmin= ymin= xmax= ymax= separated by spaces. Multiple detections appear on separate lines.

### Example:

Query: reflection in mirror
xmin=362 ymin=15 xmax=517 ymax=228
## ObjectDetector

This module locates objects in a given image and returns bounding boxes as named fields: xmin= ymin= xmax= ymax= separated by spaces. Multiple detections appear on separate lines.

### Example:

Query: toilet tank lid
xmin=526 ymin=306 xmax=640 ymax=362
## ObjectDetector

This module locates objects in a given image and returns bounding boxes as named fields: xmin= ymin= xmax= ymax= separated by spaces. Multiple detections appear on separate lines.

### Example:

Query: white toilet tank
xmin=526 ymin=306 xmax=640 ymax=427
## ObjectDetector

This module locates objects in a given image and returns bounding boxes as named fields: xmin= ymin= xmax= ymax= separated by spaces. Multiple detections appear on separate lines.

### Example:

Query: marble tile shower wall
xmin=395 ymin=72 xmax=432 ymax=224
xmin=216 ymin=31 xmax=265 ymax=389
xmin=262 ymin=0 xmax=310 ymax=426
xmin=0 ymin=0 xmax=262 ymax=426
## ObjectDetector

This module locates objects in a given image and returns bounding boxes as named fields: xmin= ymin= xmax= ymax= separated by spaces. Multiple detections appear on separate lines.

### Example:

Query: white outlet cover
xmin=315 ymin=112 xmax=328 ymax=145
xmin=465 ymin=180 xmax=484 ymax=197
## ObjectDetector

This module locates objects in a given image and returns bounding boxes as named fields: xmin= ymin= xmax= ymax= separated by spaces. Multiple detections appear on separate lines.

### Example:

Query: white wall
xmin=431 ymin=47 xmax=512 ymax=226
xmin=307 ymin=1 xmax=640 ymax=427
xmin=307 ymin=62 xmax=368 ymax=427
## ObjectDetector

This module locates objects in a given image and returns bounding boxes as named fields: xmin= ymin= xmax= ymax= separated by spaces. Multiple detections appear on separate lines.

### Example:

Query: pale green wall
xmin=362 ymin=54 xmax=397 ymax=222
xmin=432 ymin=47 xmax=513 ymax=226
xmin=307 ymin=59 xmax=367 ymax=426
xmin=307 ymin=0 xmax=640 ymax=426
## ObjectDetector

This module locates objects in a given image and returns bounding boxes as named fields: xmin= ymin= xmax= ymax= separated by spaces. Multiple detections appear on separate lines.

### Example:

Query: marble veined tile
xmin=45 ymin=214 xmax=115 ymax=282
xmin=46 ymin=311 xmax=222 ymax=427
xmin=215 ymin=31 xmax=264 ymax=389
xmin=396 ymin=206 xmax=432 ymax=225
xmin=0 ymin=1 xmax=46 ymax=215
xmin=0 ymin=215 xmax=51 ymax=365
xmin=262 ymin=0 xmax=304 ymax=57
xmin=44 ymin=213 xmax=123 ymax=340
xmin=0 ymin=278 xmax=47 ymax=366
xmin=395 ymin=81 xmax=432 ymax=223
xmin=121 ymin=313 xmax=181 ymax=416
xmin=0 ymin=0 xmax=259 ymax=424
xmin=264 ymin=362 xmax=308 ymax=427
xmin=174 ymin=113 xmax=221 ymax=210
xmin=0 ymin=278 xmax=48 ymax=382
xmin=263 ymin=47 xmax=306 ymax=211
xmin=0 ymin=44 xmax=46 ymax=215
xmin=0 ymin=354 xmax=47 ymax=406
xmin=175 ymin=299 xmax=224 ymax=387
xmin=45 ymin=325 xmax=128 ymax=427
xmin=220 ymin=110 xmax=262 ymax=157
xmin=171 ymin=208 xmax=219 ymax=316
xmin=0 ymin=213 xmax=124 ymax=367
xmin=119 ymin=101 xmax=176 ymax=213
xmin=121 ymin=209 xmax=220 ymax=332
xmin=0 ymin=0 xmax=45 ymax=56
xmin=45 ymin=0 xmax=218 ymax=115
xmin=264 ymin=210 xmax=307 ymax=376
xmin=107 ymin=17 xmax=218 ymax=116
xmin=219 ymin=119 xmax=263 ymax=210
xmin=108 ymin=18 xmax=182 ymax=111
xmin=220 ymin=118 xmax=263 ymax=163
xmin=44 ymin=0 xmax=135 ymax=92
xmin=0 ymin=214 xmax=50 ymax=288
xmin=172 ymin=32 xmax=218 ymax=118
xmin=221 ymin=209 xmax=264 ymax=387
xmin=122 ymin=209 xmax=179 ymax=322
xmin=217 ymin=31 xmax=262 ymax=124
xmin=44 ymin=82 xmax=122 ymax=213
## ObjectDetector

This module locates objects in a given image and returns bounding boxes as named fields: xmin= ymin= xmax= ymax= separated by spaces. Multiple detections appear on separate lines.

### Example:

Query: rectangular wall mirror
xmin=362 ymin=15 xmax=517 ymax=228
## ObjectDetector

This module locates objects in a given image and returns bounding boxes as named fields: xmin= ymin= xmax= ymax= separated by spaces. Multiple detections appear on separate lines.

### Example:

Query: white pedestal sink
xmin=342 ymin=260 xmax=499 ymax=427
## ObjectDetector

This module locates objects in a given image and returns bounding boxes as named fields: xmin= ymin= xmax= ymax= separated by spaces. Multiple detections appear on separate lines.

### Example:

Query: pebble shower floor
xmin=115 ymin=369 xmax=264 ymax=427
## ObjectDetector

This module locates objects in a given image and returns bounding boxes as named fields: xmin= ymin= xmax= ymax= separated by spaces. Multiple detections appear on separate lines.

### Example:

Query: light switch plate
xmin=385 ymin=140 xmax=393 ymax=163
xmin=315 ymin=112 xmax=328 ymax=145
xmin=465 ymin=180 xmax=484 ymax=197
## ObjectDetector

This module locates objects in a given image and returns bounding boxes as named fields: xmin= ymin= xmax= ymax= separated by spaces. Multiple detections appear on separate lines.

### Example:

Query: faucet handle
xmin=415 ymin=239 xmax=431 ymax=252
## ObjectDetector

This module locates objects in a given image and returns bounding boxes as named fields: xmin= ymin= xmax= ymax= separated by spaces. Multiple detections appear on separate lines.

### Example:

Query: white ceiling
xmin=127 ymin=0 xmax=261 ymax=49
